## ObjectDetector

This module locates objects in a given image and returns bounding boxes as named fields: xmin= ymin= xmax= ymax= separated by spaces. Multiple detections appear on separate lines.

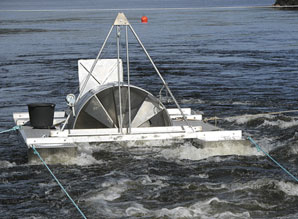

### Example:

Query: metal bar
xmin=93 ymin=94 xmax=117 ymax=128
xmin=26 ymin=130 xmax=242 ymax=146
xmin=128 ymin=24 xmax=194 ymax=131
xmin=61 ymin=113 xmax=71 ymax=131
xmin=79 ymin=63 xmax=101 ymax=85
xmin=28 ymin=133 xmax=197 ymax=145
xmin=77 ymin=25 xmax=114 ymax=101
xmin=51 ymin=126 xmax=202 ymax=136
xmin=126 ymin=26 xmax=132 ymax=134
xmin=116 ymin=26 xmax=123 ymax=134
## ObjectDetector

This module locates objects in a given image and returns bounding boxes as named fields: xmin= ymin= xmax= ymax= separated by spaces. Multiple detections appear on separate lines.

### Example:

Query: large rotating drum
xmin=69 ymin=83 xmax=172 ymax=129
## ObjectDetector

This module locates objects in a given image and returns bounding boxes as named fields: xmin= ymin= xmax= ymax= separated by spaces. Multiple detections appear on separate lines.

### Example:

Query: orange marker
xmin=141 ymin=16 xmax=148 ymax=23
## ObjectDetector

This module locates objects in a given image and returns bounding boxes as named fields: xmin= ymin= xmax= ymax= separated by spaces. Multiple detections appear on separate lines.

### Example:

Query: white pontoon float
xmin=13 ymin=13 xmax=250 ymax=162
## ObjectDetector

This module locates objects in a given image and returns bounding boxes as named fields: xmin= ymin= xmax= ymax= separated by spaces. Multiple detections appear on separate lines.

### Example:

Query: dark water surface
xmin=1 ymin=0 xmax=298 ymax=218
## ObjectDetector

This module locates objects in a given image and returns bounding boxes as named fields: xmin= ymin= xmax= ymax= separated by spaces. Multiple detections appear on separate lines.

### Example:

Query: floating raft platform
xmin=13 ymin=108 xmax=243 ymax=149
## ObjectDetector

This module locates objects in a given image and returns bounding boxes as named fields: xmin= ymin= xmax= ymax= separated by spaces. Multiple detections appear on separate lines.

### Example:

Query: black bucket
xmin=27 ymin=103 xmax=55 ymax=129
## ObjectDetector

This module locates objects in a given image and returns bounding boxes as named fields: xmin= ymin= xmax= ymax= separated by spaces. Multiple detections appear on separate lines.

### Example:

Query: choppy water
xmin=1 ymin=0 xmax=298 ymax=218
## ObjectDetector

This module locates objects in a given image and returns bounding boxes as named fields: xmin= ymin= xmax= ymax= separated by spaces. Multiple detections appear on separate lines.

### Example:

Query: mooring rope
xmin=32 ymin=146 xmax=87 ymax=219
xmin=248 ymin=137 xmax=298 ymax=182
xmin=0 ymin=125 xmax=20 ymax=134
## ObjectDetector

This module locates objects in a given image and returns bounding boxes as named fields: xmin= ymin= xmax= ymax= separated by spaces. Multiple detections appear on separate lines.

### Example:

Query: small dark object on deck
xmin=28 ymin=103 xmax=55 ymax=129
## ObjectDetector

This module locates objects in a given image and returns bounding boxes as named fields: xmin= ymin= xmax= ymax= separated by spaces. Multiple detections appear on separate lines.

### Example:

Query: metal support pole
xmin=128 ymin=24 xmax=194 ymax=131
xmin=117 ymin=26 xmax=123 ymax=134
xmin=61 ymin=113 xmax=71 ymax=131
xmin=126 ymin=26 xmax=132 ymax=134
xmin=77 ymin=25 xmax=114 ymax=101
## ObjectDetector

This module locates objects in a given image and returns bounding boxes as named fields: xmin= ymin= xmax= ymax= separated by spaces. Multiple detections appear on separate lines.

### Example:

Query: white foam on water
xmin=204 ymin=155 xmax=236 ymax=163
xmin=23 ymin=217 xmax=47 ymax=219
xmin=83 ymin=174 xmax=171 ymax=217
xmin=232 ymin=178 xmax=277 ymax=190
xmin=231 ymin=178 xmax=298 ymax=197
xmin=27 ymin=143 xmax=103 ymax=166
xmin=125 ymin=203 xmax=150 ymax=217
xmin=65 ymin=143 xmax=103 ymax=166
xmin=66 ymin=152 xmax=103 ymax=166
xmin=278 ymin=212 xmax=298 ymax=219
xmin=38 ymin=182 xmax=56 ymax=188
xmin=0 ymin=160 xmax=16 ymax=168
xmin=160 ymin=141 xmax=261 ymax=161
xmin=138 ymin=175 xmax=169 ymax=197
xmin=211 ymin=211 xmax=251 ymax=219
xmin=226 ymin=113 xmax=298 ymax=130
xmin=277 ymin=181 xmax=298 ymax=196
xmin=92 ymin=184 xmax=126 ymax=201
xmin=225 ymin=114 xmax=274 ymax=125
xmin=262 ymin=119 xmax=298 ymax=129
xmin=232 ymin=101 xmax=252 ymax=106
xmin=189 ymin=173 xmax=209 ymax=179
xmin=83 ymin=176 xmax=255 ymax=218
xmin=180 ymin=98 xmax=205 ymax=104
xmin=86 ymin=178 xmax=131 ymax=202
xmin=290 ymin=143 xmax=298 ymax=154
xmin=156 ymin=206 xmax=194 ymax=218
xmin=125 ymin=197 xmax=251 ymax=218
xmin=82 ymin=177 xmax=133 ymax=218
xmin=203 ymin=182 xmax=226 ymax=191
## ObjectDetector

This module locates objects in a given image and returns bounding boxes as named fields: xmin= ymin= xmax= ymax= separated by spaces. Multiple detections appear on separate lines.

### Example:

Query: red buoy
xmin=141 ymin=16 xmax=148 ymax=23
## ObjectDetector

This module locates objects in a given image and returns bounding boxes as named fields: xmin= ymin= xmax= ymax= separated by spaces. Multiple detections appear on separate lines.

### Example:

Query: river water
xmin=1 ymin=0 xmax=298 ymax=218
